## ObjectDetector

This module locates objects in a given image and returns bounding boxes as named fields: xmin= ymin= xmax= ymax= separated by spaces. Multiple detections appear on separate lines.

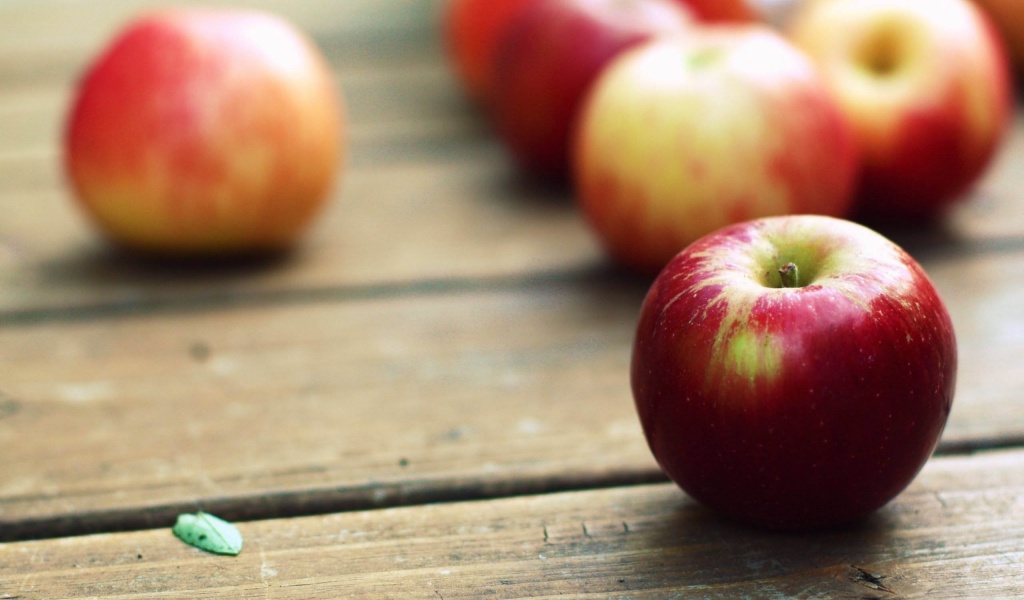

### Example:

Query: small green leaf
xmin=172 ymin=511 xmax=243 ymax=555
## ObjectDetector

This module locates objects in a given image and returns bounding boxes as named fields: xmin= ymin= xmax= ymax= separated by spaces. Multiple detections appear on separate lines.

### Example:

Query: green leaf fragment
xmin=172 ymin=511 xmax=243 ymax=555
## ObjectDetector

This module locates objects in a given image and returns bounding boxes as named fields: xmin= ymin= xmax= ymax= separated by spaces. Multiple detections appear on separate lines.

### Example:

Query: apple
xmin=631 ymin=215 xmax=957 ymax=530
xmin=674 ymin=0 xmax=758 ymax=22
xmin=573 ymin=26 xmax=857 ymax=274
xmin=789 ymin=0 xmax=1012 ymax=223
xmin=441 ymin=0 xmax=539 ymax=106
xmin=971 ymin=0 xmax=1024 ymax=71
xmin=491 ymin=0 xmax=693 ymax=181
xmin=65 ymin=8 xmax=345 ymax=256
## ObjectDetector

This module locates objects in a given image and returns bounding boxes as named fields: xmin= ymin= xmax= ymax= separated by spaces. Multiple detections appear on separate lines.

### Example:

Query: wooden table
xmin=2 ymin=2 xmax=1023 ymax=597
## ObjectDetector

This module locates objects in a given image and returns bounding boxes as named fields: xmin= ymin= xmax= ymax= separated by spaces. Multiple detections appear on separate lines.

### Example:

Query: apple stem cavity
xmin=778 ymin=262 xmax=799 ymax=288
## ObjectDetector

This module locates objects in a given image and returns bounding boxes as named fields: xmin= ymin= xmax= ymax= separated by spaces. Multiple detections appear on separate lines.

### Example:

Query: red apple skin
xmin=574 ymin=27 xmax=857 ymax=274
xmin=491 ymin=0 xmax=693 ymax=181
xmin=632 ymin=215 xmax=957 ymax=531
xmin=441 ymin=0 xmax=539 ymax=106
xmin=65 ymin=8 xmax=345 ymax=256
xmin=790 ymin=0 xmax=1012 ymax=223
xmin=674 ymin=0 xmax=757 ymax=22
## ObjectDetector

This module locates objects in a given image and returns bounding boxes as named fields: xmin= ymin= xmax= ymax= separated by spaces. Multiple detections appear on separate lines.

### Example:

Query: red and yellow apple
xmin=632 ymin=215 xmax=957 ymax=530
xmin=65 ymin=8 xmax=345 ymax=256
xmin=573 ymin=26 xmax=857 ymax=273
xmin=789 ymin=0 xmax=1012 ymax=223
xmin=491 ymin=0 xmax=693 ymax=181
xmin=441 ymin=0 xmax=538 ymax=106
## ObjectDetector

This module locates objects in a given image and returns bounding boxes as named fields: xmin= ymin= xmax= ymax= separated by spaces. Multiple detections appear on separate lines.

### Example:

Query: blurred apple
xmin=65 ymin=8 xmax=345 ymax=256
xmin=675 ymin=0 xmax=757 ymax=22
xmin=676 ymin=0 xmax=804 ymax=26
xmin=441 ymin=0 xmax=538 ymax=106
xmin=491 ymin=0 xmax=693 ymax=181
xmin=573 ymin=26 xmax=857 ymax=273
xmin=790 ymin=0 xmax=1012 ymax=223
xmin=972 ymin=0 xmax=1024 ymax=71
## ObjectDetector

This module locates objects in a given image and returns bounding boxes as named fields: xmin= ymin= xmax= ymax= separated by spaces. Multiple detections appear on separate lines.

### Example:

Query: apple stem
xmin=778 ymin=262 xmax=799 ymax=288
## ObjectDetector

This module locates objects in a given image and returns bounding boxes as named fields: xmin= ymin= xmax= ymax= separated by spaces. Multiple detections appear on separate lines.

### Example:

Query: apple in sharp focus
xmin=789 ymin=0 xmax=1012 ymax=223
xmin=441 ymin=0 xmax=539 ymax=106
xmin=491 ymin=0 xmax=693 ymax=181
xmin=65 ymin=8 xmax=345 ymax=256
xmin=573 ymin=26 xmax=857 ymax=274
xmin=632 ymin=215 xmax=957 ymax=531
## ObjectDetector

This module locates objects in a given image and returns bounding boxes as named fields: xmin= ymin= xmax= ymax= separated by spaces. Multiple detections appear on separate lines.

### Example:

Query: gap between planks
xmin=3 ymin=436 xmax=1021 ymax=544
xmin=2 ymin=448 xmax=1024 ymax=598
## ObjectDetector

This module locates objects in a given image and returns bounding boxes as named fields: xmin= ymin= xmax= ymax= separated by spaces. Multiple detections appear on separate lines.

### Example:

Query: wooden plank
xmin=1 ymin=246 xmax=1022 ymax=536
xmin=0 ymin=277 xmax=653 ymax=537
xmin=0 ymin=0 xmax=446 ymax=84
xmin=1 ymin=448 xmax=1023 ymax=598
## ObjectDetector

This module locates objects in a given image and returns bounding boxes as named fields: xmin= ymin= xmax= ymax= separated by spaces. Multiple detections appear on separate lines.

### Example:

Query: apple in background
xmin=573 ymin=26 xmax=857 ymax=274
xmin=674 ymin=0 xmax=757 ymax=22
xmin=673 ymin=0 xmax=804 ymax=27
xmin=632 ymin=215 xmax=957 ymax=530
xmin=491 ymin=0 xmax=693 ymax=181
xmin=789 ymin=0 xmax=1012 ymax=224
xmin=441 ymin=0 xmax=538 ymax=106
xmin=971 ymin=0 xmax=1024 ymax=71
xmin=65 ymin=8 xmax=345 ymax=257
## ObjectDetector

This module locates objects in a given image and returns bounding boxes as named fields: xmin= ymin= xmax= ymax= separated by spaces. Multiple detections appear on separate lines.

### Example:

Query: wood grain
xmin=0 ymin=276 xmax=653 ymax=538
xmin=2 ymin=449 xmax=1022 ymax=599
xmin=1 ymin=1 xmax=1023 ymax=595
xmin=1 ymin=247 xmax=1022 ymax=537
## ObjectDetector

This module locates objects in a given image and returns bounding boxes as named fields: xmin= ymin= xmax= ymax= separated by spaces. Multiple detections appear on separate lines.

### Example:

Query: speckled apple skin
xmin=631 ymin=215 xmax=957 ymax=530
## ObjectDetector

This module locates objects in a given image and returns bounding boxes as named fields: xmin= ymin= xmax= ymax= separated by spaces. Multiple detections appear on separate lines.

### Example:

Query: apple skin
xmin=574 ymin=26 xmax=857 ymax=274
xmin=789 ymin=0 xmax=1012 ymax=223
xmin=65 ymin=8 xmax=345 ymax=256
xmin=441 ymin=0 xmax=539 ymax=106
xmin=491 ymin=0 xmax=693 ymax=181
xmin=971 ymin=0 xmax=1024 ymax=71
xmin=674 ymin=0 xmax=757 ymax=22
xmin=631 ymin=215 xmax=957 ymax=531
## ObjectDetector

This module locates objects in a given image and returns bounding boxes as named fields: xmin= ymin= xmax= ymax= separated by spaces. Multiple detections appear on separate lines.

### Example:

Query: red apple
xmin=971 ymin=0 xmax=1024 ymax=71
xmin=674 ymin=0 xmax=758 ymax=22
xmin=632 ymin=215 xmax=957 ymax=530
xmin=789 ymin=0 xmax=1012 ymax=223
xmin=441 ymin=0 xmax=539 ymax=106
xmin=491 ymin=0 xmax=693 ymax=181
xmin=65 ymin=8 xmax=345 ymax=256
xmin=573 ymin=26 xmax=857 ymax=274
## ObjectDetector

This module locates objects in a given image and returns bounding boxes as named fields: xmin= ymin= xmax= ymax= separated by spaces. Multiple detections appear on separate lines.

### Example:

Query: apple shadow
xmin=32 ymin=241 xmax=304 ymax=299
xmin=630 ymin=498 xmax=911 ymax=596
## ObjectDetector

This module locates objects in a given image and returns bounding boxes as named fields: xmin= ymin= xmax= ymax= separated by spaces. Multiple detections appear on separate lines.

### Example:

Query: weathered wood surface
xmin=1 ymin=247 xmax=1023 ymax=537
xmin=2 ymin=449 xmax=1023 ymax=599
xmin=2 ymin=0 xmax=1024 ymax=596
